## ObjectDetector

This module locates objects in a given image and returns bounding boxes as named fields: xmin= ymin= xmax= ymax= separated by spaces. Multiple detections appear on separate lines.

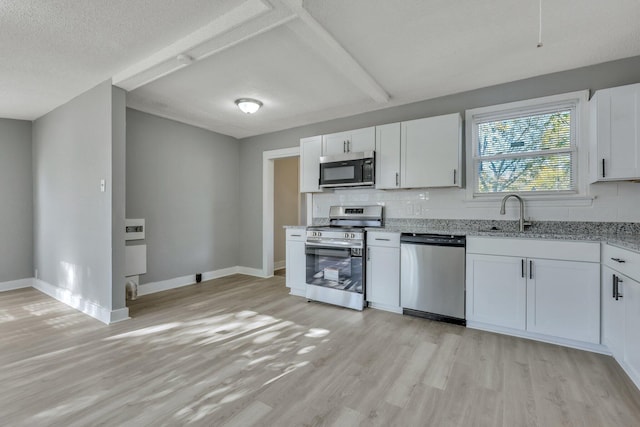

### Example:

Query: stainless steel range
xmin=305 ymin=205 xmax=383 ymax=310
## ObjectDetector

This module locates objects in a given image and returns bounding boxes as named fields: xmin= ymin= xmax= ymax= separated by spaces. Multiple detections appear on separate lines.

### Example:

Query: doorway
xmin=262 ymin=147 xmax=309 ymax=277
xmin=273 ymin=157 xmax=300 ymax=275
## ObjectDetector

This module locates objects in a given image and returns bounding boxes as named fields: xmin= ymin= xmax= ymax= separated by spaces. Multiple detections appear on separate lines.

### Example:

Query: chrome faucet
xmin=500 ymin=194 xmax=532 ymax=232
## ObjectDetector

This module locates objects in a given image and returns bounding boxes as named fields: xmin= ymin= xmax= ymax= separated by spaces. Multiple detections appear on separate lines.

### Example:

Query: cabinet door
xmin=602 ymin=266 xmax=625 ymax=358
xmin=286 ymin=239 xmax=306 ymax=295
xmin=624 ymin=274 xmax=640 ymax=382
xmin=466 ymin=254 xmax=526 ymax=330
xmin=366 ymin=245 xmax=400 ymax=310
xmin=401 ymin=113 xmax=461 ymax=188
xmin=348 ymin=127 xmax=376 ymax=153
xmin=375 ymin=123 xmax=401 ymax=189
xmin=526 ymin=259 xmax=600 ymax=343
xmin=322 ymin=131 xmax=349 ymax=156
xmin=300 ymin=136 xmax=322 ymax=192
xmin=594 ymin=84 xmax=640 ymax=181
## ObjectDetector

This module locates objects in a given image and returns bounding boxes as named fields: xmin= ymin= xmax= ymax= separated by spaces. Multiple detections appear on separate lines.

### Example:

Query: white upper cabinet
xmin=375 ymin=123 xmax=402 ymax=189
xmin=590 ymin=83 xmax=640 ymax=182
xmin=300 ymin=135 xmax=322 ymax=193
xmin=401 ymin=113 xmax=462 ymax=188
xmin=322 ymin=127 xmax=375 ymax=156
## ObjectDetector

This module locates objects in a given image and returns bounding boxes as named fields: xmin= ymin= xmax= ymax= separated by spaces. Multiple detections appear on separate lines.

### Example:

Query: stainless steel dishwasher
xmin=400 ymin=233 xmax=466 ymax=325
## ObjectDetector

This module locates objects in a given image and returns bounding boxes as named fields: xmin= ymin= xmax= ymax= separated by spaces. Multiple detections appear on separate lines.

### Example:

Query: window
xmin=467 ymin=93 xmax=583 ymax=197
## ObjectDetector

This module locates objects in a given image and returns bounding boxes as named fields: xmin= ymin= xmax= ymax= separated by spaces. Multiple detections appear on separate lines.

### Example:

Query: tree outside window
xmin=473 ymin=106 xmax=576 ymax=195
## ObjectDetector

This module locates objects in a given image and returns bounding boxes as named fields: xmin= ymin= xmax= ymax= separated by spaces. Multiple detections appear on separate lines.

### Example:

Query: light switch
xmin=100 ymin=179 xmax=106 ymax=192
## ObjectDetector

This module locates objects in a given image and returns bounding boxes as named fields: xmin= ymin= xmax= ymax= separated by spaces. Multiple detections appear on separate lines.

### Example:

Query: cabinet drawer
xmin=603 ymin=243 xmax=640 ymax=281
xmin=467 ymin=237 xmax=600 ymax=262
xmin=367 ymin=232 xmax=400 ymax=247
xmin=286 ymin=228 xmax=306 ymax=241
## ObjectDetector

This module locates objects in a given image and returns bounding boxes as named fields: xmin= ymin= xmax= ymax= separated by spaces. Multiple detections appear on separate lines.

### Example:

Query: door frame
xmin=262 ymin=146 xmax=301 ymax=277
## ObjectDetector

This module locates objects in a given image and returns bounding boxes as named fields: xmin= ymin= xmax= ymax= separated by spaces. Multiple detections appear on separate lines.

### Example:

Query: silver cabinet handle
xmin=521 ymin=259 xmax=525 ymax=278
xmin=367 ymin=247 xmax=371 ymax=261
xmin=613 ymin=274 xmax=617 ymax=299
xmin=602 ymin=158 xmax=606 ymax=178
xmin=453 ymin=169 xmax=457 ymax=185
xmin=343 ymin=141 xmax=346 ymax=152
xmin=375 ymin=238 xmax=390 ymax=241
xmin=347 ymin=140 xmax=351 ymax=152
xmin=396 ymin=172 xmax=399 ymax=187
xmin=290 ymin=234 xmax=301 ymax=237
xmin=616 ymin=276 xmax=624 ymax=301
xmin=529 ymin=260 xmax=533 ymax=279
xmin=611 ymin=257 xmax=626 ymax=263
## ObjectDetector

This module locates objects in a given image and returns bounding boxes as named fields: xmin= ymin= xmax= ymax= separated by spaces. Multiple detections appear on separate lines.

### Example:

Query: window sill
xmin=464 ymin=195 xmax=594 ymax=208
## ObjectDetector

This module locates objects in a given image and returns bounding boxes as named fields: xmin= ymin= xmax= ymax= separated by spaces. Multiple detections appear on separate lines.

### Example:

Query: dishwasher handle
xmin=400 ymin=233 xmax=466 ymax=247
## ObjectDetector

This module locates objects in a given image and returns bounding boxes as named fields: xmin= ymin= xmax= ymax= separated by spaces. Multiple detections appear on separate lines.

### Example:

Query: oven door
xmin=305 ymin=243 xmax=363 ymax=294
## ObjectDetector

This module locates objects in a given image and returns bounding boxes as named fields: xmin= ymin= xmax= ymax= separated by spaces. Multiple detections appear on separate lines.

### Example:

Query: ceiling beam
xmin=280 ymin=0 xmax=389 ymax=104
xmin=113 ymin=0 xmax=296 ymax=91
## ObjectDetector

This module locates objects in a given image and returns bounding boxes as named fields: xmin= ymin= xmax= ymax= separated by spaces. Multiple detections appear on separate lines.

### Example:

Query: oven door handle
xmin=305 ymin=241 xmax=363 ymax=249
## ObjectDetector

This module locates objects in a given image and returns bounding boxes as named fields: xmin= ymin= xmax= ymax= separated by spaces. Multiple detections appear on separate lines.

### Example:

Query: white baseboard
xmin=138 ymin=273 xmax=196 ymax=296
xmin=274 ymin=260 xmax=285 ymax=271
xmin=0 ymin=277 xmax=33 ymax=292
xmin=236 ymin=266 xmax=268 ymax=278
xmin=32 ymin=278 xmax=127 ymax=325
xmin=288 ymin=287 xmax=306 ymax=297
xmin=615 ymin=356 xmax=640 ymax=392
xmin=138 ymin=265 xmax=269 ymax=296
xmin=368 ymin=302 xmax=403 ymax=314
xmin=109 ymin=308 xmax=130 ymax=323
xmin=466 ymin=320 xmax=611 ymax=355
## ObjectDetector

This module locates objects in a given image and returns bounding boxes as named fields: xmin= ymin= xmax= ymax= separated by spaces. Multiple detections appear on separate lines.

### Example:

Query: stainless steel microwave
xmin=319 ymin=151 xmax=375 ymax=188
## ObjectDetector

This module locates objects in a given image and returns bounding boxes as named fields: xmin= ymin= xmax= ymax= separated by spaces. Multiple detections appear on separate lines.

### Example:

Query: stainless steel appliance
xmin=306 ymin=205 xmax=383 ymax=310
xmin=400 ymin=233 xmax=466 ymax=325
xmin=319 ymin=151 xmax=375 ymax=188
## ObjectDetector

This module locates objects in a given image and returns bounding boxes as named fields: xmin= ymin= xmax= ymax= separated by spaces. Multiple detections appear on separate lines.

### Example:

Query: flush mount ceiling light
xmin=235 ymin=98 xmax=263 ymax=114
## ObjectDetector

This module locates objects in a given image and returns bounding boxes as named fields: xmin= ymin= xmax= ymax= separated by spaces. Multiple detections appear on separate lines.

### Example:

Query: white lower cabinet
xmin=601 ymin=265 xmax=625 ymax=357
xmin=466 ymin=237 xmax=601 ymax=347
xmin=466 ymin=254 xmax=526 ymax=330
xmin=624 ymin=276 xmax=640 ymax=383
xmin=285 ymin=229 xmax=306 ymax=296
xmin=526 ymin=259 xmax=600 ymax=343
xmin=366 ymin=232 xmax=401 ymax=313
xmin=602 ymin=243 xmax=640 ymax=390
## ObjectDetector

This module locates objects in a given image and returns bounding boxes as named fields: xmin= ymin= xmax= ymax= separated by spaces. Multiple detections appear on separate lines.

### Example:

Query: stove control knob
xmin=317 ymin=232 xmax=322 ymax=237
xmin=344 ymin=233 xmax=350 ymax=239
xmin=351 ymin=233 xmax=356 ymax=238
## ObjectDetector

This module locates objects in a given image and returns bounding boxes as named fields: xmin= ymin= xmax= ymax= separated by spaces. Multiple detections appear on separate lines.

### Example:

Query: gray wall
xmin=238 ymin=55 xmax=640 ymax=269
xmin=33 ymin=80 xmax=115 ymax=309
xmin=111 ymin=87 xmax=127 ymax=310
xmin=0 ymin=119 xmax=33 ymax=282
xmin=126 ymin=109 xmax=240 ymax=284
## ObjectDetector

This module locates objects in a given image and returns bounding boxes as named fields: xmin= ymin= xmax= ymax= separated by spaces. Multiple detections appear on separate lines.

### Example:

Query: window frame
xmin=465 ymin=90 xmax=590 ymax=202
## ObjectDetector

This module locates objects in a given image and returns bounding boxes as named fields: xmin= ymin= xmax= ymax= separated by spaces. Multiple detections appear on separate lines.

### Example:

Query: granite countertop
xmin=286 ymin=220 xmax=640 ymax=252
xmin=283 ymin=225 xmax=306 ymax=229
xmin=370 ymin=226 xmax=640 ymax=252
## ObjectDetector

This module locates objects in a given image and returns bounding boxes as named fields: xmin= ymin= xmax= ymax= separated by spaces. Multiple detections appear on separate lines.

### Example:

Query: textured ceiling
xmin=2 ymin=0 xmax=640 ymax=138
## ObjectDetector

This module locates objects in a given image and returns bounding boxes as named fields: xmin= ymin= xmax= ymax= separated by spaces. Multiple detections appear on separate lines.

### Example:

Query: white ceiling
xmin=3 ymin=0 xmax=640 ymax=138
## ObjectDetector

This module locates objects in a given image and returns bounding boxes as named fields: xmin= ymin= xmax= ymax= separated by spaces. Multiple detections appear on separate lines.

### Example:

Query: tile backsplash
xmin=312 ymin=181 xmax=640 ymax=223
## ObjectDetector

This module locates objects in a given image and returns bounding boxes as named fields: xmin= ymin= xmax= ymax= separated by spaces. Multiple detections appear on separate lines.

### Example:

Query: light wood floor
xmin=2 ymin=275 xmax=640 ymax=426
